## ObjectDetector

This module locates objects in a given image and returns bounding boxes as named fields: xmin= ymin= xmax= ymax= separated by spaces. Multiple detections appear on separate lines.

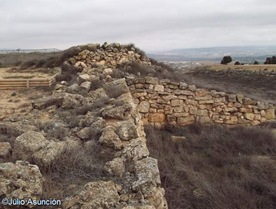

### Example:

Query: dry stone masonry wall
xmin=67 ymin=43 xmax=151 ymax=69
xmin=1 ymin=43 xmax=275 ymax=209
xmin=0 ymin=43 xmax=168 ymax=209
xmin=126 ymin=77 xmax=276 ymax=126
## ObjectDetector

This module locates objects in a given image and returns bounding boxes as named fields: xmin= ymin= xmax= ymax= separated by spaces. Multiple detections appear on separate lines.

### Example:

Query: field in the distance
xmin=178 ymin=64 xmax=276 ymax=105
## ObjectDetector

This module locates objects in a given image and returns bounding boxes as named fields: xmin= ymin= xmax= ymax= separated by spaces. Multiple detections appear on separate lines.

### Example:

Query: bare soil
xmin=0 ymin=88 xmax=52 ymax=121
xmin=0 ymin=67 xmax=60 ymax=79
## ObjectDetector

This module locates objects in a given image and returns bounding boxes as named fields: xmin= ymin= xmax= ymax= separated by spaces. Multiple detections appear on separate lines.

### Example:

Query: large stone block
xmin=145 ymin=77 xmax=159 ymax=85
xmin=0 ymin=161 xmax=43 ymax=201
xmin=148 ymin=113 xmax=165 ymax=123
xmin=154 ymin=85 xmax=165 ymax=92
xmin=177 ymin=116 xmax=195 ymax=124
xmin=265 ymin=109 xmax=275 ymax=120
xmin=171 ymin=99 xmax=183 ymax=107
xmin=244 ymin=113 xmax=255 ymax=121
xmin=138 ymin=101 xmax=150 ymax=113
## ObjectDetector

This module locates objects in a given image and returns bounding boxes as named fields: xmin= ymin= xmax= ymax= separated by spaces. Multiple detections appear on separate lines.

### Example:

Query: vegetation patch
xmin=145 ymin=124 xmax=276 ymax=209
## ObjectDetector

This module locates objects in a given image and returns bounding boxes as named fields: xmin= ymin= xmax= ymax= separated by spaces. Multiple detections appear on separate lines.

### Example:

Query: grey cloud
xmin=0 ymin=0 xmax=275 ymax=51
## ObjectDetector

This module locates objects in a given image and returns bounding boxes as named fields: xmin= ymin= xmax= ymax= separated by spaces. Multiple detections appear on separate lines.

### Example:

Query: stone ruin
xmin=0 ymin=42 xmax=275 ymax=209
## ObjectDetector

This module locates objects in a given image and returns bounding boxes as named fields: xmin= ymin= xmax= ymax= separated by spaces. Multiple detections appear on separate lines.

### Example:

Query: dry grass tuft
xmin=41 ymin=144 xmax=115 ymax=200
xmin=145 ymin=124 xmax=276 ymax=209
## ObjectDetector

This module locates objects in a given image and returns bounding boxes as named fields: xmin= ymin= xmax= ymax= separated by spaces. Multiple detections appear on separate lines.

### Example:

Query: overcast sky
xmin=1 ymin=0 xmax=276 ymax=52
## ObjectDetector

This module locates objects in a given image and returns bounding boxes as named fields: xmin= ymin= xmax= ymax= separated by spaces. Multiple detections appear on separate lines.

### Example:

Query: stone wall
xmin=126 ymin=77 xmax=276 ymax=126
xmin=67 ymin=43 xmax=151 ymax=69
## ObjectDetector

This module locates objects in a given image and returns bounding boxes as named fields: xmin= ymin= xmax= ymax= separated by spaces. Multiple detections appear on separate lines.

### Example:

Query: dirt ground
xmin=0 ymin=67 xmax=60 ymax=79
xmin=0 ymin=88 xmax=52 ymax=121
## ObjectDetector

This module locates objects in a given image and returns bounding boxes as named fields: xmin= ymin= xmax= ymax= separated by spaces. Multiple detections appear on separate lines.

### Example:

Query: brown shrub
xmin=55 ymin=64 xmax=79 ymax=83
xmin=36 ymin=121 xmax=68 ymax=140
xmin=145 ymin=124 xmax=276 ymax=209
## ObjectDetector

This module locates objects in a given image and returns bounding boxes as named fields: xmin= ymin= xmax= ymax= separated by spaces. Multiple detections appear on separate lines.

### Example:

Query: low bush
xmin=55 ymin=64 xmax=79 ymax=83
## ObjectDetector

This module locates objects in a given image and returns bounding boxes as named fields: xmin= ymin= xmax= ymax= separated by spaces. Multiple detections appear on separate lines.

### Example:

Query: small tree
xmin=221 ymin=56 xmax=232 ymax=65
xmin=272 ymin=56 xmax=276 ymax=64
xmin=264 ymin=57 xmax=271 ymax=64
xmin=253 ymin=61 xmax=259 ymax=65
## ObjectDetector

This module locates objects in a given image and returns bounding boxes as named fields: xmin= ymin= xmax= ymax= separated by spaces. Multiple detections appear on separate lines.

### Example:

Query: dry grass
xmin=145 ymin=124 xmax=276 ymax=209
xmin=181 ymin=65 xmax=276 ymax=105
xmin=41 ymin=144 xmax=115 ymax=200
xmin=119 ymin=60 xmax=182 ymax=81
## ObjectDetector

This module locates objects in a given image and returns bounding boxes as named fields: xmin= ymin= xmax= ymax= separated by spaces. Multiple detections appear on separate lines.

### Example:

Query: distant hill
xmin=0 ymin=48 xmax=61 ymax=54
xmin=148 ymin=46 xmax=276 ymax=63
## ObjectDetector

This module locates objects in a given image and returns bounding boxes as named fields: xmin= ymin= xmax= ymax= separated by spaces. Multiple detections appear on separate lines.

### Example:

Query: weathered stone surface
xmin=76 ymin=127 xmax=92 ymax=140
xmin=227 ymin=94 xmax=237 ymax=102
xmin=103 ymin=157 xmax=125 ymax=177
xmin=243 ymin=97 xmax=255 ymax=105
xmin=129 ymin=76 xmax=274 ymax=127
xmin=171 ymin=136 xmax=186 ymax=142
xmin=177 ymin=116 xmax=195 ymax=124
xmin=138 ymin=101 xmax=150 ymax=113
xmin=103 ymin=68 xmax=113 ymax=75
xmin=0 ymin=142 xmax=12 ymax=158
xmin=198 ymin=116 xmax=211 ymax=123
xmin=133 ymin=158 xmax=168 ymax=209
xmin=236 ymin=94 xmax=244 ymax=103
xmin=171 ymin=99 xmax=183 ymax=107
xmin=104 ymin=79 xmax=129 ymax=98
xmin=245 ymin=113 xmax=255 ymax=121
xmin=148 ymin=113 xmax=165 ymax=123
xmin=63 ymin=181 xmax=120 ymax=209
xmin=33 ymin=141 xmax=65 ymax=165
xmin=188 ymin=85 xmax=196 ymax=91
xmin=145 ymin=77 xmax=158 ymax=85
xmin=99 ymin=126 xmax=123 ymax=150
xmin=0 ymin=161 xmax=43 ymax=201
xmin=265 ymin=109 xmax=275 ymax=120
xmin=13 ymin=131 xmax=48 ymax=161
xmin=179 ymin=82 xmax=188 ymax=89
xmin=89 ymin=117 xmax=106 ymax=137
xmin=32 ymin=95 xmax=63 ymax=110
xmin=189 ymin=107 xmax=198 ymax=115
xmin=197 ymin=109 xmax=208 ymax=116
xmin=133 ymin=157 xmax=161 ymax=190
xmin=154 ymin=85 xmax=164 ymax=92
xmin=102 ymin=102 xmax=134 ymax=120
xmin=67 ymin=83 xmax=80 ymax=93
xmin=63 ymin=93 xmax=86 ymax=109
xmin=117 ymin=138 xmax=149 ymax=161
xmin=117 ymin=121 xmax=139 ymax=141
xmin=80 ymin=81 xmax=91 ymax=90
xmin=75 ymin=61 xmax=87 ymax=68
xmin=89 ymin=87 xmax=107 ymax=100
xmin=78 ymin=73 xmax=90 ymax=82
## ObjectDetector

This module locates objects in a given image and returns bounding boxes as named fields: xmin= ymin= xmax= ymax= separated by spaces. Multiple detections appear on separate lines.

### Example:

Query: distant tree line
xmin=221 ymin=55 xmax=276 ymax=65
xmin=264 ymin=56 xmax=276 ymax=64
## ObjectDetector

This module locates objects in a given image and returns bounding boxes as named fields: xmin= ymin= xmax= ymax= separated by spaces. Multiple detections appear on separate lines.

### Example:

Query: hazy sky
xmin=1 ymin=0 xmax=276 ymax=52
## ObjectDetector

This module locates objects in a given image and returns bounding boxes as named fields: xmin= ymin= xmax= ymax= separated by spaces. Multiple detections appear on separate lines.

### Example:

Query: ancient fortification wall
xmin=2 ymin=43 xmax=275 ymax=209
xmin=126 ymin=77 xmax=275 ymax=126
